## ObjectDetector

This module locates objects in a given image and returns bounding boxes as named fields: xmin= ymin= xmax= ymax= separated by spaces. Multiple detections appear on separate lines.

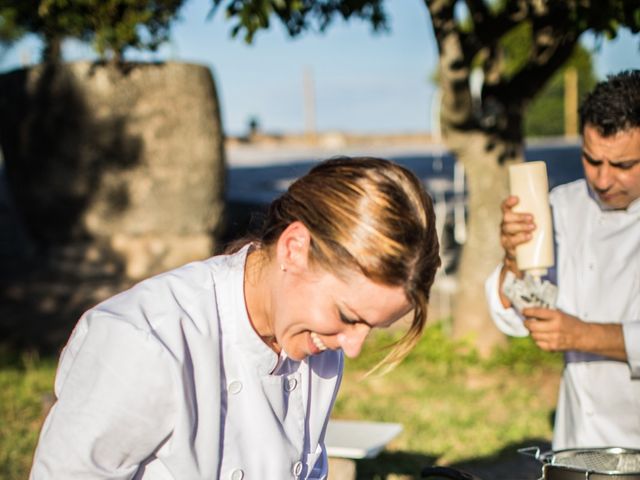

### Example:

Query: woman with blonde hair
xmin=30 ymin=156 xmax=440 ymax=480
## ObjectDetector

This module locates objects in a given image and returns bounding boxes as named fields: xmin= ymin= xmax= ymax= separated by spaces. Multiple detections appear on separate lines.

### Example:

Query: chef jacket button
xmin=228 ymin=381 xmax=243 ymax=395
xmin=230 ymin=468 xmax=244 ymax=480
xmin=292 ymin=461 xmax=303 ymax=477
xmin=285 ymin=378 xmax=298 ymax=392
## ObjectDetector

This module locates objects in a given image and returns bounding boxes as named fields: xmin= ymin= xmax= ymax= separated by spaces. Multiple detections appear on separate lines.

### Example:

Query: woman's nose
xmin=337 ymin=326 xmax=371 ymax=358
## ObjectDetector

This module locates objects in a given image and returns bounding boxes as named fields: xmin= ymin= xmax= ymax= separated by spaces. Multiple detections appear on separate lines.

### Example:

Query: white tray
xmin=325 ymin=419 xmax=403 ymax=459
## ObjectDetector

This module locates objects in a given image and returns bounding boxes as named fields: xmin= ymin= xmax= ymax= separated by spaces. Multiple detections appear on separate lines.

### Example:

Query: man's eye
xmin=615 ymin=162 xmax=638 ymax=170
xmin=339 ymin=312 xmax=358 ymax=325
xmin=583 ymin=155 xmax=600 ymax=166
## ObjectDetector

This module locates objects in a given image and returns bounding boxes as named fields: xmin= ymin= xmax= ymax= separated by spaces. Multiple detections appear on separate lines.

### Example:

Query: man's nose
xmin=337 ymin=326 xmax=371 ymax=358
xmin=594 ymin=163 xmax=613 ymax=191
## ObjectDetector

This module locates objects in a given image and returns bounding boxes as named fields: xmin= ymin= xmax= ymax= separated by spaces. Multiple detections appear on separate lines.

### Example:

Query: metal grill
xmin=551 ymin=449 xmax=640 ymax=474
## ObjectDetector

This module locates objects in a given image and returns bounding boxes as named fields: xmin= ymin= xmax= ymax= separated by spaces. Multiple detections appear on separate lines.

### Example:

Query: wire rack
xmin=551 ymin=449 xmax=640 ymax=474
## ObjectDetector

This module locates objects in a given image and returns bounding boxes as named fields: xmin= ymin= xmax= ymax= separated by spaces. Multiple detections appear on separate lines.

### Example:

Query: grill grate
xmin=551 ymin=449 xmax=640 ymax=473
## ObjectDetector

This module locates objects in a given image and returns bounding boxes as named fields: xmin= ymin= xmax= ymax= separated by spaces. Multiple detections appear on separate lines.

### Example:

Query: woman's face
xmin=271 ymin=263 xmax=411 ymax=361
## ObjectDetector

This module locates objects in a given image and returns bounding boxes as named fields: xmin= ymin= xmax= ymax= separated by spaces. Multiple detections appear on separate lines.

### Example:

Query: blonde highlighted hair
xmin=235 ymin=156 xmax=440 ymax=371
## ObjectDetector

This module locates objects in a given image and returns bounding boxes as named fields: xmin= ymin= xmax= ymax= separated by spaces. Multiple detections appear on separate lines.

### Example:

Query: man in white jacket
xmin=485 ymin=70 xmax=640 ymax=450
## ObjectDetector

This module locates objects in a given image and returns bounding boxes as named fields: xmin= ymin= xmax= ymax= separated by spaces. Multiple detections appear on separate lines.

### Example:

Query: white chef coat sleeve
xmin=622 ymin=321 xmax=640 ymax=379
xmin=485 ymin=264 xmax=528 ymax=337
xmin=30 ymin=313 xmax=176 ymax=480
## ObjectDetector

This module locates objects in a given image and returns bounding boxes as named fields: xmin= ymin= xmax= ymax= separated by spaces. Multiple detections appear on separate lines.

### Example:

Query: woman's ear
xmin=276 ymin=221 xmax=311 ymax=273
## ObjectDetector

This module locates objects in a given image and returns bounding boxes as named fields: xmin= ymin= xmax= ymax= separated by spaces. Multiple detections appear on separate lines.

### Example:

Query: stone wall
xmin=0 ymin=61 xmax=225 ymax=278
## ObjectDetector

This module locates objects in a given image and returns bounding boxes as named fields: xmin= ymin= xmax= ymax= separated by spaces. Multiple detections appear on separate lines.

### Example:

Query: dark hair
xmin=579 ymin=69 xmax=640 ymax=136
xmin=246 ymin=156 xmax=441 ymax=370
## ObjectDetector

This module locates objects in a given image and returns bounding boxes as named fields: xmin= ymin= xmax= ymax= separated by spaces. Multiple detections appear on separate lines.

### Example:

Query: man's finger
xmin=501 ymin=233 xmax=533 ymax=250
xmin=502 ymin=208 xmax=534 ymax=223
xmin=501 ymin=195 xmax=520 ymax=212
xmin=500 ymin=220 xmax=534 ymax=236
xmin=522 ymin=307 xmax=554 ymax=318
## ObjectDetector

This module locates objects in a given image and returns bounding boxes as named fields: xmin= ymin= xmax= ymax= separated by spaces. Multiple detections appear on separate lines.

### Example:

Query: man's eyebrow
xmin=582 ymin=150 xmax=600 ymax=163
xmin=582 ymin=150 xmax=640 ymax=165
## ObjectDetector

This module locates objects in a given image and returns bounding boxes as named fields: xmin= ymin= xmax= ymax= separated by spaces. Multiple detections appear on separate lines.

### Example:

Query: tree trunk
xmin=429 ymin=17 xmax=511 ymax=354
xmin=425 ymin=0 xmax=581 ymax=354
xmin=445 ymin=130 xmax=522 ymax=354
xmin=42 ymin=34 xmax=62 ymax=64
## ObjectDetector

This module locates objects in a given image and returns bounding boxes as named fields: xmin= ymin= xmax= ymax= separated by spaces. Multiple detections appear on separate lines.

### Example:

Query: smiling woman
xmin=240 ymin=157 xmax=441 ymax=367
xmin=29 ymin=156 xmax=440 ymax=480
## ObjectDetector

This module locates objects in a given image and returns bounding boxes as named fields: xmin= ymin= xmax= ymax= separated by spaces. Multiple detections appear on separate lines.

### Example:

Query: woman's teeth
xmin=310 ymin=332 xmax=328 ymax=351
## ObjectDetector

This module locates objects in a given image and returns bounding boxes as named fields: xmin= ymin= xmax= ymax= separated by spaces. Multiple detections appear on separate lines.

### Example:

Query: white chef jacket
xmin=486 ymin=179 xmax=640 ymax=450
xmin=30 ymin=246 xmax=343 ymax=479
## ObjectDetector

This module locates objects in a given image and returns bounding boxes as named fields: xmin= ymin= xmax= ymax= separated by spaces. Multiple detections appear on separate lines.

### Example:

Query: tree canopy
xmin=524 ymin=46 xmax=597 ymax=137
xmin=211 ymin=0 xmax=389 ymax=43
xmin=0 ymin=0 xmax=186 ymax=62
xmin=498 ymin=21 xmax=597 ymax=137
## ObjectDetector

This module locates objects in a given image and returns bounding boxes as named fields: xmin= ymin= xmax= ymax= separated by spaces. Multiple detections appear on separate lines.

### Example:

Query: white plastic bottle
xmin=508 ymin=161 xmax=554 ymax=277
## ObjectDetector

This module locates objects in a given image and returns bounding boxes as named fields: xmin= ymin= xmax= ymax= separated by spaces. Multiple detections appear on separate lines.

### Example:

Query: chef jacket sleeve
xmin=30 ymin=313 xmax=177 ymax=480
xmin=485 ymin=265 xmax=529 ymax=337
xmin=622 ymin=321 xmax=640 ymax=379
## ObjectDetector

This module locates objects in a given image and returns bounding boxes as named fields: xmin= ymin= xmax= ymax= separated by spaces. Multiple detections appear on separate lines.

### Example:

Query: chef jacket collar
xmin=218 ymin=244 xmax=281 ymax=376
xmin=586 ymin=181 xmax=640 ymax=214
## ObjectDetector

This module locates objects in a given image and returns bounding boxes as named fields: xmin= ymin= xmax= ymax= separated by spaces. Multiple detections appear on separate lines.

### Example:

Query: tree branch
xmin=505 ymin=8 xmax=582 ymax=105
xmin=464 ymin=0 xmax=490 ymax=28
xmin=465 ymin=0 xmax=529 ymax=59
xmin=426 ymin=0 xmax=476 ymax=128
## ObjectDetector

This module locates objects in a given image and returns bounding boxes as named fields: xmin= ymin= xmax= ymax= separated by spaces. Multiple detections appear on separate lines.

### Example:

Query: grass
xmin=0 ymin=323 xmax=563 ymax=480
xmin=0 ymin=349 xmax=56 ymax=480
xmin=333 ymin=323 xmax=563 ymax=478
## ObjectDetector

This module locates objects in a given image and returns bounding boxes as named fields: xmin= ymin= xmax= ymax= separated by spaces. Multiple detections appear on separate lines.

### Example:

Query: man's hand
xmin=498 ymin=195 xmax=536 ymax=308
xmin=522 ymin=307 xmax=627 ymax=361
xmin=522 ymin=307 xmax=585 ymax=351
xmin=500 ymin=195 xmax=535 ymax=275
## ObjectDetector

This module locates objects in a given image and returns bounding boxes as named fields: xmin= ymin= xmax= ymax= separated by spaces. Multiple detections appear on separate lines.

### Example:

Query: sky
xmin=0 ymin=0 xmax=638 ymax=136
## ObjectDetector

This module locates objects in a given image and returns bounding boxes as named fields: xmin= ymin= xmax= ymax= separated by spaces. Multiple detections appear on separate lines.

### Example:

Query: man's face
xmin=582 ymin=124 xmax=640 ymax=210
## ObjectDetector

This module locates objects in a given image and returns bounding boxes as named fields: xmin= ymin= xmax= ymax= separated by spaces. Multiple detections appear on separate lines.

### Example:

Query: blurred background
xmin=0 ymin=1 xmax=638 ymax=478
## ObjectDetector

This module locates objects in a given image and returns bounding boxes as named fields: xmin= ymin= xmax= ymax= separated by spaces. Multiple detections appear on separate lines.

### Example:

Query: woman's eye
xmin=339 ymin=312 xmax=358 ymax=325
